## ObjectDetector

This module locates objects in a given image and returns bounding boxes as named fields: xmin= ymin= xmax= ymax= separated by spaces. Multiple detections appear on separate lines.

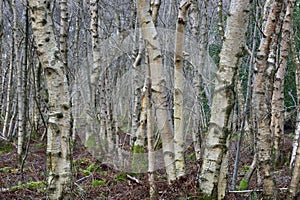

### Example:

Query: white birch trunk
xmin=173 ymin=0 xmax=190 ymax=178
xmin=290 ymin=33 xmax=300 ymax=169
xmin=137 ymin=0 xmax=176 ymax=182
xmin=199 ymin=0 xmax=250 ymax=198
xmin=271 ymin=0 xmax=293 ymax=167
xmin=29 ymin=1 xmax=72 ymax=198
xmin=16 ymin=0 xmax=24 ymax=156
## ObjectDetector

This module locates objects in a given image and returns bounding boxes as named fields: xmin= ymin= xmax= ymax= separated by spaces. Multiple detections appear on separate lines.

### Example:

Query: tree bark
xmin=29 ymin=0 xmax=72 ymax=199
xmin=289 ymin=2 xmax=300 ymax=196
xmin=252 ymin=0 xmax=284 ymax=198
xmin=271 ymin=0 xmax=294 ymax=167
xmin=290 ymin=32 xmax=300 ymax=170
xmin=16 ymin=0 xmax=25 ymax=157
xmin=198 ymin=0 xmax=250 ymax=198
xmin=174 ymin=0 xmax=190 ymax=178
xmin=137 ymin=0 xmax=176 ymax=182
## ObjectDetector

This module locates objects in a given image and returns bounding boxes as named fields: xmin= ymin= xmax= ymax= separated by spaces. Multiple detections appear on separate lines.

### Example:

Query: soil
xmin=0 ymin=134 xmax=297 ymax=200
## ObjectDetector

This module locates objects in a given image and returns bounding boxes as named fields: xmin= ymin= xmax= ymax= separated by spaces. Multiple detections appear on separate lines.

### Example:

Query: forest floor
xmin=0 ymin=132 xmax=296 ymax=200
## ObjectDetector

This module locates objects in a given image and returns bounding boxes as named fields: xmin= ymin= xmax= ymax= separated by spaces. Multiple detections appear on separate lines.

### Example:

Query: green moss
xmin=10 ymin=185 xmax=24 ymax=191
xmin=237 ymin=178 xmax=248 ymax=190
xmin=87 ymin=164 xmax=95 ymax=172
xmin=186 ymin=153 xmax=196 ymax=160
xmin=0 ymin=142 xmax=13 ymax=153
xmin=132 ymin=145 xmax=147 ymax=173
xmin=242 ymin=165 xmax=250 ymax=173
xmin=34 ymin=143 xmax=45 ymax=148
xmin=84 ymin=135 xmax=96 ymax=148
xmin=80 ymin=163 xmax=102 ymax=175
xmin=132 ymin=145 xmax=144 ymax=154
xmin=0 ymin=167 xmax=11 ymax=172
xmin=92 ymin=180 xmax=106 ymax=187
xmin=10 ymin=181 xmax=46 ymax=191
xmin=115 ymin=173 xmax=126 ymax=182
xmin=26 ymin=181 xmax=46 ymax=190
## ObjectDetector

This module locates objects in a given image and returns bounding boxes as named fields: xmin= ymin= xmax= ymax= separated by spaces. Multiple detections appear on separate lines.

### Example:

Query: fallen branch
xmin=126 ymin=174 xmax=140 ymax=184
xmin=75 ymin=175 xmax=92 ymax=183
xmin=0 ymin=188 xmax=10 ymax=192
xmin=229 ymin=188 xmax=288 ymax=193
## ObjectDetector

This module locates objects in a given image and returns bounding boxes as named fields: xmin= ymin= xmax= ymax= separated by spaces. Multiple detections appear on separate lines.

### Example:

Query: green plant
xmin=10 ymin=181 xmax=46 ymax=191
xmin=242 ymin=165 xmax=250 ymax=173
xmin=0 ymin=167 xmax=11 ymax=172
xmin=92 ymin=180 xmax=106 ymax=187
xmin=237 ymin=178 xmax=248 ymax=190
xmin=115 ymin=173 xmax=126 ymax=182
xmin=26 ymin=181 xmax=46 ymax=190
xmin=186 ymin=153 xmax=196 ymax=160
xmin=132 ymin=145 xmax=147 ymax=172
xmin=0 ymin=142 xmax=13 ymax=154
xmin=34 ymin=143 xmax=45 ymax=148
xmin=86 ymin=164 xmax=95 ymax=172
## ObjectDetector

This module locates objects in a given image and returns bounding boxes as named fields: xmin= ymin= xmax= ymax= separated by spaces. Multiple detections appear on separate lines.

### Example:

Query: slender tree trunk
xmin=252 ymin=0 xmax=283 ymax=198
xmin=15 ymin=0 xmax=25 ymax=157
xmin=290 ymin=32 xmax=300 ymax=170
xmin=146 ymin=51 xmax=156 ymax=199
xmin=173 ymin=0 xmax=191 ymax=178
xmin=271 ymin=0 xmax=294 ymax=167
xmin=190 ymin=0 xmax=203 ymax=161
xmin=2 ymin=11 xmax=15 ymax=138
xmin=289 ymin=6 xmax=300 ymax=197
xmin=29 ymin=1 xmax=72 ymax=199
xmin=0 ymin=0 xmax=3 ymax=116
xmin=231 ymin=4 xmax=258 ymax=190
xmin=198 ymin=0 xmax=250 ymax=198
xmin=137 ymin=0 xmax=176 ymax=182
xmin=217 ymin=0 xmax=224 ymax=40
xmin=72 ymin=0 xmax=82 ymax=143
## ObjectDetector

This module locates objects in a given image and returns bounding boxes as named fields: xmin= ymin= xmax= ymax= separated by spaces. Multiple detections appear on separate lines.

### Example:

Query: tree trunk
xmin=174 ymin=0 xmax=191 ymax=178
xmin=0 ymin=0 xmax=3 ymax=117
xmin=289 ymin=2 xmax=300 ymax=196
xmin=2 ymin=15 xmax=15 ymax=138
xmin=29 ymin=0 xmax=72 ymax=199
xmin=137 ymin=0 xmax=176 ymax=182
xmin=271 ymin=0 xmax=294 ymax=167
xmin=290 ymin=32 xmax=300 ymax=170
xmin=16 ymin=0 xmax=25 ymax=157
xmin=146 ymin=51 xmax=157 ymax=199
xmin=198 ymin=0 xmax=250 ymax=198
xmin=231 ymin=4 xmax=258 ymax=190
xmin=252 ymin=0 xmax=283 ymax=198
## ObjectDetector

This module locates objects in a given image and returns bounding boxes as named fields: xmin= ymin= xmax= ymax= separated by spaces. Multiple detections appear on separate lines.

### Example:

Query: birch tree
xmin=137 ymin=0 xmax=176 ymax=182
xmin=198 ymin=0 xmax=250 ymax=198
xmin=271 ymin=0 xmax=294 ymax=167
xmin=16 ymin=0 xmax=25 ymax=157
xmin=2 ymin=0 xmax=15 ymax=138
xmin=289 ymin=5 xmax=300 ymax=197
xmin=174 ymin=0 xmax=190 ymax=178
xmin=252 ymin=0 xmax=284 ymax=198
xmin=290 ymin=32 xmax=300 ymax=170
xmin=29 ymin=0 xmax=72 ymax=199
